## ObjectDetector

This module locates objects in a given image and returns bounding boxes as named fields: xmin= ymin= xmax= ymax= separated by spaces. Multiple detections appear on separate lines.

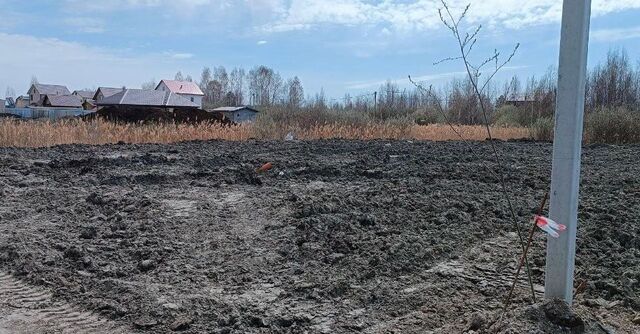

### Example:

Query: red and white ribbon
xmin=534 ymin=215 xmax=566 ymax=238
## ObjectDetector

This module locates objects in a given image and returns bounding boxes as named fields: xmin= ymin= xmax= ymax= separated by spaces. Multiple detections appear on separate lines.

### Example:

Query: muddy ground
xmin=0 ymin=140 xmax=638 ymax=333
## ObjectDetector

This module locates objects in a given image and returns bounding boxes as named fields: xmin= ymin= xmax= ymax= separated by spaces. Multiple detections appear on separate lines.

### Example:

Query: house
xmin=155 ymin=80 xmax=204 ymax=108
xmin=15 ymin=96 xmax=30 ymax=108
xmin=97 ymin=89 xmax=200 ymax=110
xmin=28 ymin=84 xmax=71 ymax=106
xmin=212 ymin=106 xmax=260 ymax=123
xmin=73 ymin=90 xmax=96 ymax=100
xmin=42 ymin=95 xmax=83 ymax=108
xmin=82 ymin=99 xmax=97 ymax=111
xmin=93 ymin=87 xmax=125 ymax=102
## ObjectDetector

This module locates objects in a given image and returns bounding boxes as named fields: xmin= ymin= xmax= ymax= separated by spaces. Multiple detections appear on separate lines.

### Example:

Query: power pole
xmin=545 ymin=0 xmax=591 ymax=305
xmin=374 ymin=91 xmax=377 ymax=116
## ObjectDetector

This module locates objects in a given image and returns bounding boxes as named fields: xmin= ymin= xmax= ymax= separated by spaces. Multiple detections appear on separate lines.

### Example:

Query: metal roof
xmin=212 ymin=106 xmax=260 ymax=113
xmin=156 ymin=80 xmax=204 ymax=96
xmin=44 ymin=95 xmax=83 ymax=108
xmin=32 ymin=84 xmax=71 ymax=96
xmin=97 ymin=89 xmax=200 ymax=108
xmin=94 ymin=87 xmax=125 ymax=100
xmin=73 ymin=90 xmax=96 ymax=99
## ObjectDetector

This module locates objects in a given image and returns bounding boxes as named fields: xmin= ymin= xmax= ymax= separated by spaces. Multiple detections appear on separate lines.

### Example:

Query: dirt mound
xmin=0 ymin=140 xmax=638 ymax=333
xmin=84 ymin=106 xmax=234 ymax=125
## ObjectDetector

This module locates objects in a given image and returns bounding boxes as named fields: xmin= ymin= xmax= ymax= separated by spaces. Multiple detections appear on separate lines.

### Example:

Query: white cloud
xmin=166 ymin=52 xmax=195 ymax=59
xmin=257 ymin=40 xmax=268 ymax=45
xmin=591 ymin=25 xmax=640 ymax=42
xmin=261 ymin=0 xmax=640 ymax=33
xmin=63 ymin=18 xmax=106 ymax=33
xmin=346 ymin=66 xmax=528 ymax=90
xmin=0 ymin=33 xmax=198 ymax=94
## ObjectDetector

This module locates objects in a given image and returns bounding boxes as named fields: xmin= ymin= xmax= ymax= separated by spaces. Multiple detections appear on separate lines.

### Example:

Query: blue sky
xmin=1 ymin=0 xmax=640 ymax=99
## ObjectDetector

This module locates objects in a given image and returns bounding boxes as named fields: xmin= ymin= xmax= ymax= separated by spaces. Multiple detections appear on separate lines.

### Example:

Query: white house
xmin=155 ymin=80 xmax=204 ymax=108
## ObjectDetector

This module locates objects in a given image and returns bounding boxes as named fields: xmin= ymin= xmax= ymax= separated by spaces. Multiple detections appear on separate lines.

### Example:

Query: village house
xmin=212 ymin=106 xmax=260 ymax=123
xmin=14 ymin=96 xmax=30 ymax=108
xmin=93 ymin=87 xmax=125 ymax=102
xmin=72 ymin=90 xmax=95 ymax=100
xmin=42 ymin=95 xmax=83 ymax=109
xmin=97 ymin=88 xmax=200 ymax=111
xmin=155 ymin=80 xmax=204 ymax=108
xmin=27 ymin=83 xmax=71 ymax=106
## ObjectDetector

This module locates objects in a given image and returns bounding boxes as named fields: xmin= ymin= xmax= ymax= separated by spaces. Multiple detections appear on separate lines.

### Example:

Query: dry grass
xmin=0 ymin=119 xmax=529 ymax=148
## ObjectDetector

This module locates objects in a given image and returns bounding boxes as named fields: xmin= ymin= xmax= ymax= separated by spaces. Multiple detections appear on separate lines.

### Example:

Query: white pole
xmin=545 ymin=0 xmax=591 ymax=304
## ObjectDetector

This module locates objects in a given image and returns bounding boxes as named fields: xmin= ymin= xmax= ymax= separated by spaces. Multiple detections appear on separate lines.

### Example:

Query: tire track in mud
xmin=0 ymin=272 xmax=130 ymax=334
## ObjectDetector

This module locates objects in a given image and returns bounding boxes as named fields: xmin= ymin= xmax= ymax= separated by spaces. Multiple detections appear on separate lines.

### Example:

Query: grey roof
xmin=73 ymin=90 xmax=96 ymax=99
xmin=213 ymin=106 xmax=259 ymax=113
xmin=94 ymin=87 xmax=125 ymax=100
xmin=33 ymin=84 xmax=71 ymax=96
xmin=97 ymin=89 xmax=200 ymax=108
xmin=44 ymin=95 xmax=83 ymax=108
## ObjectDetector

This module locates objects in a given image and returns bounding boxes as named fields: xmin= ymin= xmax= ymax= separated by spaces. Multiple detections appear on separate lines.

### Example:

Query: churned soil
xmin=0 ymin=139 xmax=638 ymax=333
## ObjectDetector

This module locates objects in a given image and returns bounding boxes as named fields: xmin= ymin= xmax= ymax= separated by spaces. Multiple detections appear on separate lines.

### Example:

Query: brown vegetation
xmin=0 ymin=119 xmax=529 ymax=148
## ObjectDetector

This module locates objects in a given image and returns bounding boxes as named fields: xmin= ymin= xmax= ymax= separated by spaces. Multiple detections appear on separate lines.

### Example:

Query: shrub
xmin=585 ymin=107 xmax=640 ymax=144
xmin=493 ymin=105 xmax=537 ymax=127
xmin=529 ymin=117 xmax=554 ymax=141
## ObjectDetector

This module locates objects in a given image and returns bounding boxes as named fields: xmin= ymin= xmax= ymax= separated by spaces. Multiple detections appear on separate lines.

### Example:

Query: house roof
xmin=213 ymin=106 xmax=260 ymax=113
xmin=32 ymin=84 xmax=71 ymax=96
xmin=156 ymin=80 xmax=204 ymax=96
xmin=44 ymin=95 xmax=83 ymax=108
xmin=94 ymin=87 xmax=125 ymax=100
xmin=97 ymin=89 xmax=200 ymax=108
xmin=73 ymin=90 xmax=96 ymax=99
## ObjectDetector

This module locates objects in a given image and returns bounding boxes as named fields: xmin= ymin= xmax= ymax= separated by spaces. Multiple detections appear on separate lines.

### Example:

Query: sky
xmin=1 ymin=0 xmax=640 ymax=99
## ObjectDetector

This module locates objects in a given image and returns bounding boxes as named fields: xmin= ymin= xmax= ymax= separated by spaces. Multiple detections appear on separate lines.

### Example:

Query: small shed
xmin=15 ymin=96 xmax=30 ymax=108
xmin=212 ymin=106 xmax=259 ymax=123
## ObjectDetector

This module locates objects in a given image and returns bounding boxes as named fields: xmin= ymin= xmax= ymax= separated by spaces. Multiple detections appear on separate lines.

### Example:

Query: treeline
xmin=143 ymin=66 xmax=304 ymax=109
xmin=153 ymin=49 xmax=640 ymax=127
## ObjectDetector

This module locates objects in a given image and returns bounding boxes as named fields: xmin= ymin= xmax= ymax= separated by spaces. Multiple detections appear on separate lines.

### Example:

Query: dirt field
xmin=0 ymin=140 xmax=638 ymax=333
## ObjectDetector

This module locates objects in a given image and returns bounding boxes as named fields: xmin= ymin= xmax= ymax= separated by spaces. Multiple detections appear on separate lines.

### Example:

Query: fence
xmin=1 ymin=108 xmax=94 ymax=120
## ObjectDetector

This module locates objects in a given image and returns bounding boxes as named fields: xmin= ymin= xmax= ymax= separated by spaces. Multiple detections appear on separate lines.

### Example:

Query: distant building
xmin=82 ymin=99 xmax=97 ymax=111
xmin=155 ymin=80 xmax=204 ymax=108
xmin=0 ymin=99 xmax=5 ymax=113
xmin=93 ymin=87 xmax=125 ymax=102
xmin=212 ymin=106 xmax=260 ymax=123
xmin=72 ymin=90 xmax=96 ymax=100
xmin=42 ymin=95 xmax=83 ymax=108
xmin=5 ymin=97 xmax=15 ymax=108
xmin=15 ymin=96 xmax=30 ymax=108
xmin=97 ymin=88 xmax=200 ymax=111
xmin=28 ymin=84 xmax=71 ymax=106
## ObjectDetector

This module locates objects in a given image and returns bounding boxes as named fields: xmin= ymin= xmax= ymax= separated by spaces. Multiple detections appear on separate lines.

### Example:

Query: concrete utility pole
xmin=545 ymin=0 xmax=591 ymax=304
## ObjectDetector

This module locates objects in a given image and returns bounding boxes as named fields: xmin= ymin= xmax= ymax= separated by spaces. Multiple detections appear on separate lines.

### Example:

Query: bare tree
xmin=5 ymin=87 xmax=16 ymax=99
xmin=141 ymin=79 xmax=157 ymax=90
xmin=248 ymin=65 xmax=283 ymax=106
xmin=199 ymin=67 xmax=212 ymax=92
xmin=174 ymin=71 xmax=184 ymax=81
xmin=185 ymin=75 xmax=193 ymax=82
xmin=230 ymin=67 xmax=245 ymax=106
xmin=286 ymin=76 xmax=305 ymax=108
xmin=31 ymin=76 xmax=39 ymax=85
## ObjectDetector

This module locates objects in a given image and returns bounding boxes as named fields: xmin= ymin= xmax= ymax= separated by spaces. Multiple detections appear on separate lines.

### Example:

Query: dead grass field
xmin=0 ymin=119 xmax=530 ymax=148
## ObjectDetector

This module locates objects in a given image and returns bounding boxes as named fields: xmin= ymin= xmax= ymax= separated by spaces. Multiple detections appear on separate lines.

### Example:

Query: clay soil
xmin=0 ymin=140 xmax=638 ymax=333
